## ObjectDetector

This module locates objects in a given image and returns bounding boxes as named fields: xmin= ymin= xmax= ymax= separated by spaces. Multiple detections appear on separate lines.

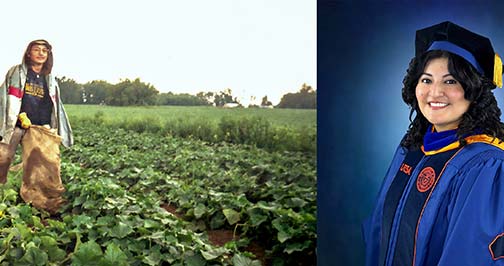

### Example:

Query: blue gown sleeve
xmin=438 ymin=153 xmax=504 ymax=265
xmin=363 ymin=145 xmax=407 ymax=266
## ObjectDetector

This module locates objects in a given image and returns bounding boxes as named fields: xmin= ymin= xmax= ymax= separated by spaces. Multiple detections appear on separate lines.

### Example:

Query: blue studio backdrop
xmin=318 ymin=1 xmax=504 ymax=265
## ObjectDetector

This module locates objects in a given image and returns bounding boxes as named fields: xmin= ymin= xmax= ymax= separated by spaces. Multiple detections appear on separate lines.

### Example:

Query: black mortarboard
xmin=415 ymin=21 xmax=503 ymax=88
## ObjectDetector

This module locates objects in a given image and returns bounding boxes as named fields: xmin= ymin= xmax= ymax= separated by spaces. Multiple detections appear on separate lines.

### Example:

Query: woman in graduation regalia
xmin=363 ymin=21 xmax=504 ymax=266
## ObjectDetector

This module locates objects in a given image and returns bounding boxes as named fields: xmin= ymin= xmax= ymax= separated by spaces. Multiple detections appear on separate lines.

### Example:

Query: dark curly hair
xmin=400 ymin=50 xmax=504 ymax=149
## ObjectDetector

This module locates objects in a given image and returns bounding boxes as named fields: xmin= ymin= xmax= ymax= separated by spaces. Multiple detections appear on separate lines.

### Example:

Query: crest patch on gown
xmin=417 ymin=167 xmax=435 ymax=192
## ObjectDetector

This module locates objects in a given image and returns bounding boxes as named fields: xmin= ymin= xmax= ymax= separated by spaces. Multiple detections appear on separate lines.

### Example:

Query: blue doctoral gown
xmin=363 ymin=139 xmax=504 ymax=266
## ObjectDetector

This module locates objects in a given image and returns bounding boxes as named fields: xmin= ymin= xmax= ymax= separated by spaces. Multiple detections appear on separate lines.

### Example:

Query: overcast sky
xmin=0 ymin=0 xmax=315 ymax=105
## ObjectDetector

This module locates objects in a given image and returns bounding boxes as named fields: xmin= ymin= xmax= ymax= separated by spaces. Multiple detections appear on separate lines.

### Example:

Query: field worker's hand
xmin=42 ymin=124 xmax=57 ymax=134
xmin=18 ymin=112 xmax=32 ymax=129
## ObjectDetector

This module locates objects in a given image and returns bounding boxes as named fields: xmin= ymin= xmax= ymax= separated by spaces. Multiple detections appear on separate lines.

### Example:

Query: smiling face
xmin=415 ymin=57 xmax=471 ymax=132
xmin=28 ymin=44 xmax=49 ymax=66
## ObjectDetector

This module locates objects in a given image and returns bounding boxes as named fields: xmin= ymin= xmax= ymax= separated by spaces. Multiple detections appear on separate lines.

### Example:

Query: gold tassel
xmin=494 ymin=53 xmax=503 ymax=88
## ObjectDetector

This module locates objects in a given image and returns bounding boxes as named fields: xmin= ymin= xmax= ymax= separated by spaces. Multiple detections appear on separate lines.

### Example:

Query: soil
xmin=206 ymin=229 xmax=268 ymax=266
xmin=161 ymin=203 xmax=268 ymax=265
xmin=160 ymin=203 xmax=184 ymax=219
xmin=207 ymin=229 xmax=237 ymax=246
xmin=244 ymin=241 xmax=267 ymax=266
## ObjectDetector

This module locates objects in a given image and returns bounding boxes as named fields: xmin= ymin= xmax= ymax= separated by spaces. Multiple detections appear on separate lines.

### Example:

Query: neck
xmin=30 ymin=64 xmax=43 ymax=74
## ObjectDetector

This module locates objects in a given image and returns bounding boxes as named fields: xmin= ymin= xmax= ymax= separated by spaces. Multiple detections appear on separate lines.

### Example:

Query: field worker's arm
xmin=0 ymin=68 xmax=11 ymax=140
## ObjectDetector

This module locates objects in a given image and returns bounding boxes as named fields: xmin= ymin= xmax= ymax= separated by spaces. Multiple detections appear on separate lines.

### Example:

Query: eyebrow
xmin=421 ymin=73 xmax=453 ymax=78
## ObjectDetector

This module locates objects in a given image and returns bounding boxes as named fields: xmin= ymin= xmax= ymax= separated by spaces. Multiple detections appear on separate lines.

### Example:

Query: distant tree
xmin=276 ymin=83 xmax=316 ymax=109
xmin=157 ymin=92 xmax=210 ymax=106
xmin=156 ymin=92 xmax=173 ymax=105
xmin=249 ymin=96 xmax=259 ymax=108
xmin=106 ymin=78 xmax=159 ymax=106
xmin=214 ymin=88 xmax=239 ymax=107
xmin=196 ymin=91 xmax=215 ymax=105
xmin=261 ymin=96 xmax=273 ymax=107
xmin=83 ymin=80 xmax=112 ymax=105
xmin=127 ymin=79 xmax=159 ymax=105
xmin=57 ymin=76 xmax=83 ymax=104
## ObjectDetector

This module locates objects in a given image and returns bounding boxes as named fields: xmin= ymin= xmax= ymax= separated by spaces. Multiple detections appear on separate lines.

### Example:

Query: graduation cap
xmin=415 ymin=21 xmax=503 ymax=88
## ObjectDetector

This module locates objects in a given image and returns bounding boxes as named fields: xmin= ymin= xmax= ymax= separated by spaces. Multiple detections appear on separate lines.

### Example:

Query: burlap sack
xmin=20 ymin=125 xmax=65 ymax=213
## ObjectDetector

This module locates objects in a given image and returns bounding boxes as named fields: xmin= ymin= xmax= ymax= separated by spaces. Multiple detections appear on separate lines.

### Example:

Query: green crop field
xmin=0 ymin=105 xmax=317 ymax=265
xmin=65 ymin=105 xmax=316 ymax=131
xmin=66 ymin=105 xmax=317 ymax=154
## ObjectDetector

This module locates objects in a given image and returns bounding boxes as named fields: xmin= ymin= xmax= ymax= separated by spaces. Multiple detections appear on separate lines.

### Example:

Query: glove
xmin=18 ymin=112 xmax=32 ymax=129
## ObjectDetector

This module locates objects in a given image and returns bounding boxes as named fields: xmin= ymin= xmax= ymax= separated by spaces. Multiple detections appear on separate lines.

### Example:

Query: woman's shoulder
xmin=464 ymin=138 xmax=504 ymax=156
xmin=451 ymin=141 xmax=504 ymax=170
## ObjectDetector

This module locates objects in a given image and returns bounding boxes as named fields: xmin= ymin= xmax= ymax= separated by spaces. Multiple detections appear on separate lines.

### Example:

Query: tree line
xmin=57 ymin=77 xmax=316 ymax=109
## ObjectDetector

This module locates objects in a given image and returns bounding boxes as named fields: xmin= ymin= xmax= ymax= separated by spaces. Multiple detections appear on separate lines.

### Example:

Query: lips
xmin=428 ymin=101 xmax=449 ymax=111
xmin=429 ymin=102 xmax=448 ymax=108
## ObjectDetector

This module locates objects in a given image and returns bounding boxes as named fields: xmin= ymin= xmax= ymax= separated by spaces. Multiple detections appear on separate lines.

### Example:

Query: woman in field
xmin=363 ymin=21 xmax=504 ymax=265
xmin=0 ymin=39 xmax=73 ymax=213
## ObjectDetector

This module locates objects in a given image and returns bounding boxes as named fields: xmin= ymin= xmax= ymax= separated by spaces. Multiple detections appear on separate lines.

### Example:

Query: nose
xmin=429 ymin=81 xmax=445 ymax=97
